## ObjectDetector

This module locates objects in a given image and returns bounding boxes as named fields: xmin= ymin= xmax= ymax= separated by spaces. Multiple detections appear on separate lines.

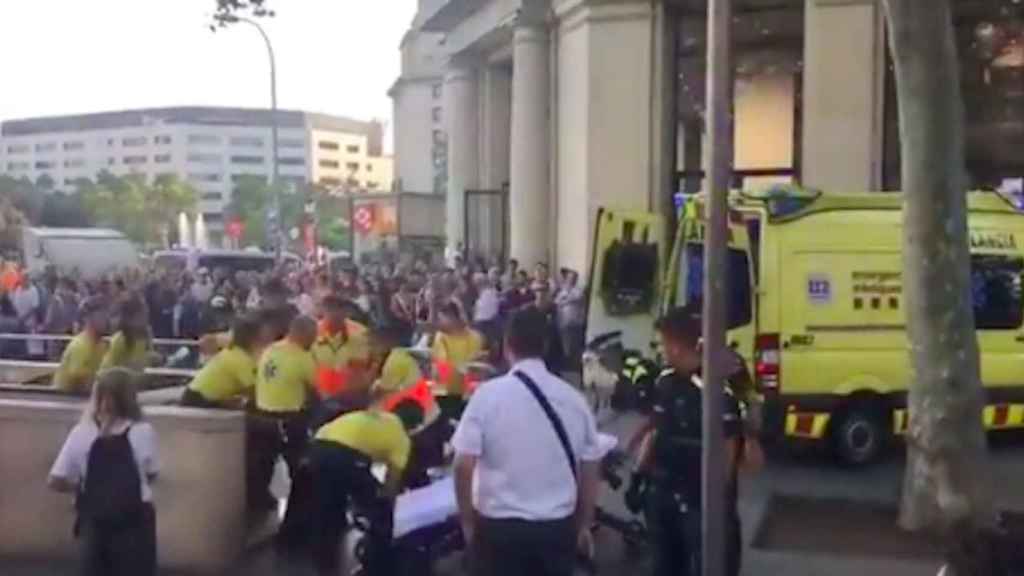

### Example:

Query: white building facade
xmin=390 ymin=1 xmax=449 ymax=196
xmin=0 ymin=107 xmax=393 ymax=236
xmin=406 ymin=0 xmax=902 ymax=274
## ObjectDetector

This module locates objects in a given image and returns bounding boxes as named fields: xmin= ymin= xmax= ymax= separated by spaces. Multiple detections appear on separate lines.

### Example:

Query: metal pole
xmin=235 ymin=17 xmax=281 ymax=256
xmin=702 ymin=0 xmax=732 ymax=574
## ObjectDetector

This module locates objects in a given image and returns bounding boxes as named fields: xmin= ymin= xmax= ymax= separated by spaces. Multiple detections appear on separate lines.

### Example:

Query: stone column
xmin=802 ymin=0 xmax=886 ymax=191
xmin=509 ymin=23 xmax=551 ymax=268
xmin=443 ymin=65 xmax=479 ymax=250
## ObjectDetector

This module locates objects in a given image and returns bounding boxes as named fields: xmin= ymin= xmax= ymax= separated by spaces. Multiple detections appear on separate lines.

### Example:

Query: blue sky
xmin=0 ymin=1 xmax=417 ymax=143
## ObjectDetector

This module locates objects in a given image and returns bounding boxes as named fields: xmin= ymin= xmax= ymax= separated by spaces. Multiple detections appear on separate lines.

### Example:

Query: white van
xmin=21 ymin=227 xmax=139 ymax=278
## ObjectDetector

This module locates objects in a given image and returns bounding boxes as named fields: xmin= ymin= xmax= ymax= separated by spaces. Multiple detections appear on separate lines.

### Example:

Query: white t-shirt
xmin=50 ymin=419 xmax=160 ymax=502
xmin=452 ymin=359 xmax=603 ymax=521
xmin=473 ymin=287 xmax=500 ymax=322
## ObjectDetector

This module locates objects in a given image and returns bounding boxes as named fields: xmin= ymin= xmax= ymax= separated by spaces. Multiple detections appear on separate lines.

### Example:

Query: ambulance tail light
xmin=755 ymin=334 xmax=781 ymax=391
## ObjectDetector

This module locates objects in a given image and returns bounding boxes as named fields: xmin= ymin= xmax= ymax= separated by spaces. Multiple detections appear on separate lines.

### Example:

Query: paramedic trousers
xmin=645 ymin=486 xmax=742 ymax=576
xmin=79 ymin=503 xmax=156 ymax=576
xmin=309 ymin=441 xmax=394 ymax=576
xmin=251 ymin=410 xmax=313 ymax=552
xmin=470 ymin=515 xmax=576 ymax=576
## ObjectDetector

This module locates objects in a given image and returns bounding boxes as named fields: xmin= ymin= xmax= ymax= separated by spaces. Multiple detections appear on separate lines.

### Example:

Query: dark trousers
xmin=471 ymin=515 xmax=576 ymax=576
xmin=79 ymin=503 xmax=156 ymax=576
xmin=310 ymin=441 xmax=393 ymax=576
xmin=645 ymin=487 xmax=742 ymax=576
xmin=251 ymin=411 xmax=313 ymax=551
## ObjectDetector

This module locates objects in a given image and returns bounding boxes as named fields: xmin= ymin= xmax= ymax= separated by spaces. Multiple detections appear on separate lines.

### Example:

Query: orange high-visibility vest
xmin=381 ymin=378 xmax=437 ymax=414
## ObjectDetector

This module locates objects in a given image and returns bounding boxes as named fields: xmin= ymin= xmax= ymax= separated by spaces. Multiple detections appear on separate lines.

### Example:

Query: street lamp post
xmin=215 ymin=14 xmax=282 ymax=255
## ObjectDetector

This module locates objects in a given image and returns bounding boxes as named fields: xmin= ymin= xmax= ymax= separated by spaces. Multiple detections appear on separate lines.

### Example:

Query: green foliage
xmin=77 ymin=172 xmax=197 ymax=247
xmin=38 ymin=191 xmax=92 ymax=228
xmin=226 ymin=178 xmax=351 ymax=252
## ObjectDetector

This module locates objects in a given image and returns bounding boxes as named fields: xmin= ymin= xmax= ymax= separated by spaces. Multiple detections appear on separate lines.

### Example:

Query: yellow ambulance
xmin=586 ymin=187 xmax=1024 ymax=465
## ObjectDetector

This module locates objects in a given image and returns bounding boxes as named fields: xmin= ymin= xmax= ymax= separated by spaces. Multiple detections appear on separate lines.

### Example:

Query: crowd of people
xmin=0 ymin=255 xmax=587 ymax=373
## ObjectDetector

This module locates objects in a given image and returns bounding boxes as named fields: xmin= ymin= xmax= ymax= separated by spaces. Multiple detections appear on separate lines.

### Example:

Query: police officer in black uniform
xmin=627 ymin=305 xmax=746 ymax=576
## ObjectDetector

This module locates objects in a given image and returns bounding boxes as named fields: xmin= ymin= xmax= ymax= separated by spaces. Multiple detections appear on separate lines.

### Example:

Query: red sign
xmin=353 ymin=205 xmax=375 ymax=235
xmin=226 ymin=219 xmax=244 ymax=239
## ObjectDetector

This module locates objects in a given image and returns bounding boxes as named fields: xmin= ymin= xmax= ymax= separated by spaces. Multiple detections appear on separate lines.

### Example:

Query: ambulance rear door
xmin=584 ymin=209 xmax=667 ymax=356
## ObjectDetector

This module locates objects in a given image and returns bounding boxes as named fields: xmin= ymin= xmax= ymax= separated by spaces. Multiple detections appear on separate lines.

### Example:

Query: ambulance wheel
xmin=833 ymin=401 xmax=887 ymax=466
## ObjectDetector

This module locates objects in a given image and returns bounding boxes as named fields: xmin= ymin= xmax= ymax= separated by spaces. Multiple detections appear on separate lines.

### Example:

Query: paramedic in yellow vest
xmin=53 ymin=297 xmax=109 ymax=396
xmin=309 ymin=385 xmax=422 ymax=576
xmin=181 ymin=314 xmax=268 ymax=409
xmin=312 ymin=294 xmax=370 ymax=400
xmin=101 ymin=296 xmax=162 ymax=372
xmin=254 ymin=315 xmax=319 ymax=551
xmin=431 ymin=301 xmax=485 ymax=419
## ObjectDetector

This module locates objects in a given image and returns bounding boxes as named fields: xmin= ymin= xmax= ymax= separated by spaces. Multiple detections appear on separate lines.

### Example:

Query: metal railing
xmin=0 ymin=332 xmax=200 ymax=388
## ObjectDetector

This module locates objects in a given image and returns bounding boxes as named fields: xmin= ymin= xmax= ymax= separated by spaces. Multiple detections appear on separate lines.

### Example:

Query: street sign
xmin=353 ymin=205 xmax=375 ymax=235
xmin=226 ymin=219 xmax=244 ymax=239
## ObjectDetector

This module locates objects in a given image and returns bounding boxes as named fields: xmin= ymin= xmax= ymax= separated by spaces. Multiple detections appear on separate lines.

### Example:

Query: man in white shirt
xmin=453 ymin=306 xmax=602 ymax=576
xmin=554 ymin=269 xmax=586 ymax=371
xmin=191 ymin=268 xmax=214 ymax=304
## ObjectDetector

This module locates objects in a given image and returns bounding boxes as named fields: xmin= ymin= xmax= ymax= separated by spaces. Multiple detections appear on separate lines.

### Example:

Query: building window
xmin=123 ymin=156 xmax=147 ymax=165
xmin=318 ymin=140 xmax=340 ymax=151
xmin=432 ymin=107 xmax=442 ymax=123
xmin=319 ymin=177 xmax=342 ymax=186
xmin=107 ymin=138 xmax=116 ymax=147
xmin=62 ymin=141 xmax=85 ymax=151
xmin=346 ymin=162 xmax=360 ymax=172
xmin=230 ymin=136 xmax=264 ymax=148
xmin=35 ymin=142 xmax=57 ymax=153
xmin=366 ymin=163 xmax=374 ymax=172
xmin=6 ymin=144 xmax=29 ymax=154
xmin=231 ymin=174 xmax=268 ymax=184
xmin=35 ymin=160 xmax=55 ymax=169
xmin=346 ymin=178 xmax=360 ymax=188
xmin=230 ymin=155 xmax=264 ymax=165
xmin=122 ymin=136 xmax=147 ymax=147
xmin=280 ymin=175 xmax=306 ymax=186
xmin=367 ymin=181 xmax=379 ymax=190
xmin=433 ymin=84 xmax=442 ymax=99
xmin=6 ymin=161 xmax=29 ymax=171
xmin=278 ymin=138 xmax=305 ymax=149
xmin=63 ymin=158 xmax=86 ymax=168
xmin=154 ymin=135 xmax=172 ymax=145
xmin=278 ymin=157 xmax=305 ymax=166
xmin=189 ymin=173 xmax=222 ymax=183
xmin=187 ymin=153 xmax=221 ymax=164
xmin=188 ymin=134 xmax=222 ymax=145
xmin=108 ymin=157 xmax=116 ymax=166
xmin=201 ymin=192 xmax=224 ymax=201
xmin=432 ymin=130 xmax=446 ymax=145
xmin=346 ymin=145 xmax=360 ymax=154
xmin=319 ymin=159 xmax=340 ymax=169
xmin=154 ymin=154 xmax=172 ymax=164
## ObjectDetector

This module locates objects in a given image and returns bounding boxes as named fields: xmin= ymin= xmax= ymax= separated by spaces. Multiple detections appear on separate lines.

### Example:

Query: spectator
xmin=452 ymin=306 xmax=602 ymax=576
xmin=43 ymin=278 xmax=80 ymax=360
xmin=472 ymin=273 xmax=501 ymax=358
xmin=501 ymin=259 xmax=520 ymax=291
xmin=0 ymin=293 xmax=28 ymax=360
xmin=555 ymin=269 xmax=586 ymax=372
xmin=191 ymin=268 xmax=214 ymax=303
xmin=48 ymin=368 xmax=160 ymax=576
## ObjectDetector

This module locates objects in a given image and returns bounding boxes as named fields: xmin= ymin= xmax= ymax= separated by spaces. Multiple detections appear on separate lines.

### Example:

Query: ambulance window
xmin=971 ymin=255 xmax=1023 ymax=330
xmin=683 ymin=244 xmax=753 ymax=329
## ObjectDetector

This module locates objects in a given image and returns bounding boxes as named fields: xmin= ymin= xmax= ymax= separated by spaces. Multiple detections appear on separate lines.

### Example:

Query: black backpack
xmin=79 ymin=426 xmax=144 ymax=525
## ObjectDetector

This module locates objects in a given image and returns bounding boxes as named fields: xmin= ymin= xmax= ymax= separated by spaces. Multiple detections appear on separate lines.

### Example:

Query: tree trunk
xmin=881 ymin=1 xmax=998 ymax=574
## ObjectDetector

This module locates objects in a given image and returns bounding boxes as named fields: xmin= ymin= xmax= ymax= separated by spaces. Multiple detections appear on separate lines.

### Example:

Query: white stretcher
xmin=391 ymin=433 xmax=619 ymax=538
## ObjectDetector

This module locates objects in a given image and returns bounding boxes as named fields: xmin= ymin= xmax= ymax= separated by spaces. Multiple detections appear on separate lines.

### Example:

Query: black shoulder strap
xmin=513 ymin=370 xmax=577 ymax=482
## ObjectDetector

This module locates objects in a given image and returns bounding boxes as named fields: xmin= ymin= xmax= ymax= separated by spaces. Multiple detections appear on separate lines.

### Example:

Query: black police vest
xmin=650 ymin=370 xmax=704 ymax=495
